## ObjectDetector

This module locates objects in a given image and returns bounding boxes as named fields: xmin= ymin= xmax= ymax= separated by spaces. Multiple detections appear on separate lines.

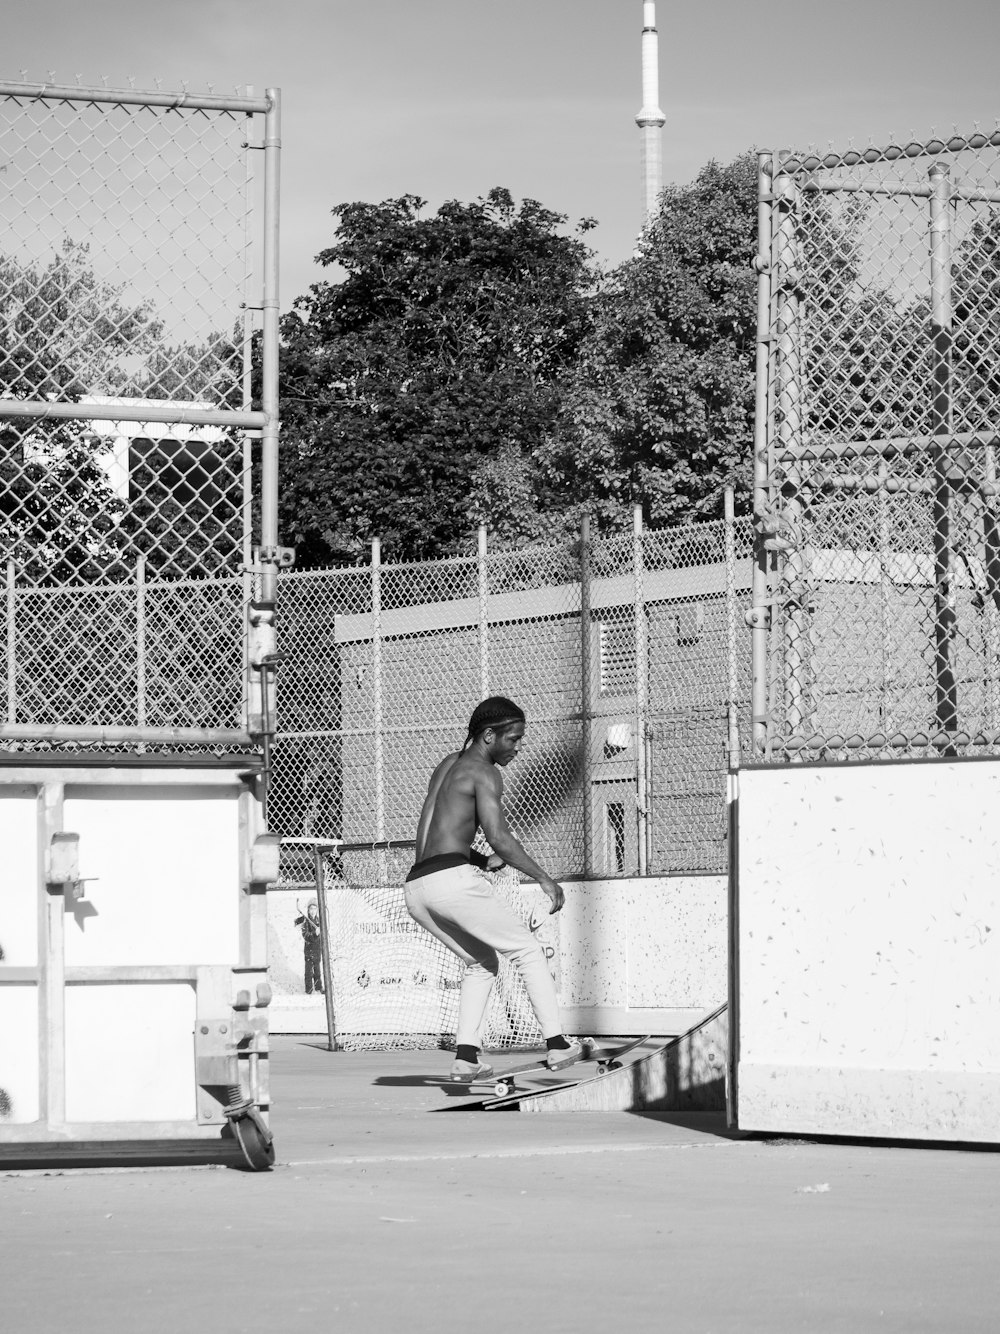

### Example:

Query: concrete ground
xmin=2 ymin=1038 xmax=999 ymax=1334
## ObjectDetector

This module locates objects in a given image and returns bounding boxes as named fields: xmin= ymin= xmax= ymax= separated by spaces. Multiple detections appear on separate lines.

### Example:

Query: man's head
xmin=307 ymin=900 xmax=319 ymax=921
xmin=465 ymin=695 xmax=526 ymax=766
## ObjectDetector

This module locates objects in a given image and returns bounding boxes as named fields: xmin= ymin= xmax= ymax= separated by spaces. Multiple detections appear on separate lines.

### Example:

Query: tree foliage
xmin=0 ymin=239 xmax=163 ymax=400
xmin=276 ymin=188 xmax=596 ymax=562
xmin=537 ymin=154 xmax=759 ymax=530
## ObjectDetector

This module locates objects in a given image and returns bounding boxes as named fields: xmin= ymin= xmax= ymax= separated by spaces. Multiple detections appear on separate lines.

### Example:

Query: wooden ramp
xmin=501 ymin=1004 xmax=728 ymax=1114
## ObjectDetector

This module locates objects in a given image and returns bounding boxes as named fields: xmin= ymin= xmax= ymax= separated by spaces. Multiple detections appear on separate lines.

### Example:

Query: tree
xmin=0 ymin=240 xmax=241 ymax=582
xmin=276 ymin=188 xmax=596 ymax=562
xmin=537 ymin=154 xmax=759 ymax=531
xmin=0 ymin=239 xmax=163 ymax=400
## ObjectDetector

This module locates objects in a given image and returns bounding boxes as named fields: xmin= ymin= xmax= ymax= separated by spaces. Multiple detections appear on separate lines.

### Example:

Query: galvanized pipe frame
xmin=0 ymin=78 xmax=270 ymax=114
xmin=755 ymin=131 xmax=1000 ymax=762
xmin=770 ymin=161 xmax=810 ymax=749
xmin=780 ymin=130 xmax=1000 ymax=174
xmin=0 ymin=80 xmax=282 ymax=752
xmin=750 ymin=151 xmax=775 ymax=756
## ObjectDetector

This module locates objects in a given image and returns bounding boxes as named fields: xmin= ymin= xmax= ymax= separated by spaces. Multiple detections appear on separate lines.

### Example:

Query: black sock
xmin=546 ymin=1035 xmax=572 ymax=1051
xmin=455 ymin=1045 xmax=479 ymax=1064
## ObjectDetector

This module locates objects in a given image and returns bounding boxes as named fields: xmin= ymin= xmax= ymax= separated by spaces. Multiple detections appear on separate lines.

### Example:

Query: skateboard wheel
xmin=605 ymin=1060 xmax=622 ymax=1070
xmin=494 ymin=1081 xmax=511 ymax=1097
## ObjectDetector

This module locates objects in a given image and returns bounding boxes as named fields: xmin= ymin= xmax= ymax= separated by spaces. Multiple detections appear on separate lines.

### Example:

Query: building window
xmin=606 ymin=800 xmax=627 ymax=875
xmin=598 ymin=616 xmax=636 ymax=696
xmin=674 ymin=601 xmax=705 ymax=647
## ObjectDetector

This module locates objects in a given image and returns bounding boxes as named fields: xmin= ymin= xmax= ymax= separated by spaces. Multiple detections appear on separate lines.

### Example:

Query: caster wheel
xmin=233 ymin=1116 xmax=275 ymax=1171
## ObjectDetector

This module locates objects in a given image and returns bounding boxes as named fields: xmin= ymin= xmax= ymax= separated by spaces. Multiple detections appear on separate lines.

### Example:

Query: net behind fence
xmin=279 ymin=844 xmax=547 ymax=1052
xmin=272 ymin=514 xmax=753 ymax=879
xmin=754 ymin=130 xmax=1000 ymax=760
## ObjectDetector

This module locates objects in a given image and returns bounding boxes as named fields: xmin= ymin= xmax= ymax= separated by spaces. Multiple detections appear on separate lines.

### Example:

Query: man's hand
xmin=541 ymin=877 xmax=565 ymax=914
xmin=486 ymin=853 xmax=506 ymax=873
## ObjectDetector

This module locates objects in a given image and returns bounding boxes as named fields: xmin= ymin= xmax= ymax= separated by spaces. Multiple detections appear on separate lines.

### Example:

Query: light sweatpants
xmin=403 ymin=863 xmax=562 ymax=1049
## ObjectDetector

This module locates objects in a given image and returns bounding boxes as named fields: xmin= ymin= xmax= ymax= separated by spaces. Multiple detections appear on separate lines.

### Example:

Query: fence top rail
xmin=771 ymin=129 xmax=1000 ymax=175
xmin=0 ymin=399 xmax=266 ymax=430
xmin=0 ymin=79 xmax=272 ymax=114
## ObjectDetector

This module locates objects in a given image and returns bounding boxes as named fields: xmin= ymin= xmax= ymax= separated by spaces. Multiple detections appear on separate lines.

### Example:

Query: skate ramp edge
xmin=520 ymin=1004 xmax=728 ymax=1114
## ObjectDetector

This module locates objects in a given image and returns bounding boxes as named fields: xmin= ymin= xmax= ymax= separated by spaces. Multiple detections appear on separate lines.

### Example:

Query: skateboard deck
xmin=442 ymin=1035 xmax=652 ymax=1099
xmin=479 ymin=1034 xmax=655 ymax=1109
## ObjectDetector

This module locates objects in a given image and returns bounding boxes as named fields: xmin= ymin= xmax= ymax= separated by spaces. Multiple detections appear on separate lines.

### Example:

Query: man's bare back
xmin=412 ymin=717 xmax=565 ymax=912
xmin=415 ymin=750 xmax=490 ymax=861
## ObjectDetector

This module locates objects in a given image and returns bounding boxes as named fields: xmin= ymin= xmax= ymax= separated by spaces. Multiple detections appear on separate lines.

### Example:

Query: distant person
xmin=294 ymin=899 xmax=323 ymax=995
xmin=405 ymin=695 xmax=582 ymax=1082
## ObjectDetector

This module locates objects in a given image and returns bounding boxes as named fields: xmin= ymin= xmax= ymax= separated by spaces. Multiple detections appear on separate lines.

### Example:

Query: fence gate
xmin=731 ymin=131 xmax=1000 ymax=1141
xmin=0 ymin=78 xmax=282 ymax=1168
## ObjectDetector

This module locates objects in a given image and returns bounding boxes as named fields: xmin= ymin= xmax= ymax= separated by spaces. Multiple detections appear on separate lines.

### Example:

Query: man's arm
xmin=474 ymin=767 xmax=565 ymax=913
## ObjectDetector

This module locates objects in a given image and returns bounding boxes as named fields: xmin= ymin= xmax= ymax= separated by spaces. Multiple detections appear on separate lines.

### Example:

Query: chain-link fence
xmin=752 ymin=131 xmax=1000 ymax=760
xmin=271 ymin=512 xmax=752 ymax=880
xmin=0 ymin=79 xmax=281 ymax=748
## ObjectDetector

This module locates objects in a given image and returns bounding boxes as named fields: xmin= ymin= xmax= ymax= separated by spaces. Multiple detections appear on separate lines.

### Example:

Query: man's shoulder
xmin=443 ymin=749 xmax=498 ymax=784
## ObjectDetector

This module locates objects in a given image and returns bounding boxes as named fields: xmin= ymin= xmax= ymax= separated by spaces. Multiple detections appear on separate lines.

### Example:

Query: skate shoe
xmin=546 ymin=1037 xmax=584 ymax=1071
xmin=449 ymin=1057 xmax=494 ymax=1084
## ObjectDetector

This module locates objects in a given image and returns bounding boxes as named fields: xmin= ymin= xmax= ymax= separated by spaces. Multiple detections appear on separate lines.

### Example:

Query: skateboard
xmin=450 ymin=1035 xmax=652 ymax=1098
xmin=478 ymin=1034 xmax=656 ymax=1109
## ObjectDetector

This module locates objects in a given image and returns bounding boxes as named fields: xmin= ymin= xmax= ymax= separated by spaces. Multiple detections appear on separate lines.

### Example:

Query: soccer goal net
xmin=281 ymin=841 xmax=547 ymax=1052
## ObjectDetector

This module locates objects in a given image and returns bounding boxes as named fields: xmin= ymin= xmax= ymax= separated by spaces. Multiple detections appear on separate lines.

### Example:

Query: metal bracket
xmin=744 ymin=605 xmax=772 ymax=630
xmin=258 ymin=545 xmax=295 ymax=568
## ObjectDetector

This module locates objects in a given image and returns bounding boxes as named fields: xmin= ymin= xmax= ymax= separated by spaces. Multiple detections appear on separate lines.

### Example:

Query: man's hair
xmin=464 ymin=695 xmax=526 ymax=748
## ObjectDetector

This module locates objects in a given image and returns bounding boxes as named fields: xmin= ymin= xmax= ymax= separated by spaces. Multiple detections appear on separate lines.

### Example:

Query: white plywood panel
xmin=626 ymin=877 xmax=726 ymax=1008
xmin=0 ymin=986 xmax=39 ymax=1123
xmin=736 ymin=761 xmax=1000 ymax=1141
xmin=0 ymin=792 xmax=39 ymax=966
xmin=64 ymin=982 xmax=196 ymax=1123
xmin=556 ymin=881 xmax=627 ymax=1007
xmin=63 ymin=789 xmax=240 ymax=967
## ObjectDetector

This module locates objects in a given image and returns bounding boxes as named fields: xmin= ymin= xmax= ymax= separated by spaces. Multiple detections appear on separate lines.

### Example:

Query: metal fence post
xmin=929 ymin=161 xmax=959 ymax=741
xmin=580 ymin=515 xmax=593 ymax=878
xmin=371 ymin=537 xmax=386 ymax=846
xmin=772 ymin=161 xmax=808 ymax=745
xmin=136 ymin=557 xmax=146 ymax=732
xmin=724 ymin=487 xmax=741 ymax=771
xmin=477 ymin=524 xmax=490 ymax=700
xmin=632 ymin=504 xmax=649 ymax=875
xmin=258 ymin=86 xmax=282 ymax=609
xmin=751 ymin=150 xmax=775 ymax=757
xmin=312 ymin=844 xmax=339 ymax=1051
xmin=984 ymin=446 xmax=1000 ymax=734
xmin=6 ymin=559 xmax=16 ymax=724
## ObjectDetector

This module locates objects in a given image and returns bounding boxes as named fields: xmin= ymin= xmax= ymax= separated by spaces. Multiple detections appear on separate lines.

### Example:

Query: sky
xmin=7 ymin=0 xmax=1000 ymax=310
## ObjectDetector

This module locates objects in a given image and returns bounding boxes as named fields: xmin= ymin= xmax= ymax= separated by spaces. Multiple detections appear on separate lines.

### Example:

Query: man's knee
xmin=505 ymin=938 xmax=546 ymax=971
xmin=468 ymin=950 xmax=500 ymax=977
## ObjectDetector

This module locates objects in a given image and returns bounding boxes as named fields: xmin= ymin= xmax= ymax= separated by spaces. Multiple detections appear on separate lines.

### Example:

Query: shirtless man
xmin=405 ymin=695 xmax=583 ymax=1082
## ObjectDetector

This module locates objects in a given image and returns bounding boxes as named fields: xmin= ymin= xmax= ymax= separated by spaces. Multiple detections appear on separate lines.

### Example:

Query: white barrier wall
xmin=735 ymin=759 xmax=1000 ymax=1143
xmin=0 ymin=766 xmax=270 ymax=1164
xmin=268 ymin=873 xmax=727 ymax=1038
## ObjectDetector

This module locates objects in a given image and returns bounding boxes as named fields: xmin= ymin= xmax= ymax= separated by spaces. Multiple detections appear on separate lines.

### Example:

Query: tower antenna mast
xmin=636 ymin=1 xmax=666 ymax=224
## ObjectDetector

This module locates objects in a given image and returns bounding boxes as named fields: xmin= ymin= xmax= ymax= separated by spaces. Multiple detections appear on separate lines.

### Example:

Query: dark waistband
xmin=405 ymin=852 xmax=471 ymax=883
